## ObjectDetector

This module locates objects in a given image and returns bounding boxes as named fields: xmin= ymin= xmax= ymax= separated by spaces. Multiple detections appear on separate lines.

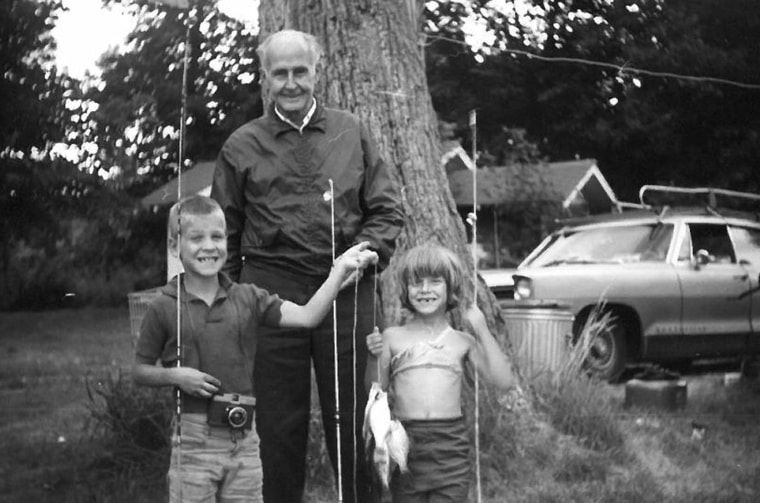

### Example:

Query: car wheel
xmin=585 ymin=321 xmax=627 ymax=382
xmin=740 ymin=356 xmax=759 ymax=380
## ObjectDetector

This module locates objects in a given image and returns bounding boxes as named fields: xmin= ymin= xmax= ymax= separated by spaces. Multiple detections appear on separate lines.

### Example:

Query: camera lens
xmin=227 ymin=406 xmax=248 ymax=428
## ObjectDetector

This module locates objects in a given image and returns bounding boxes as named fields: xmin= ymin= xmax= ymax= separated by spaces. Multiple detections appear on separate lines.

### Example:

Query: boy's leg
xmin=218 ymin=428 xmax=264 ymax=503
xmin=168 ymin=414 xmax=223 ymax=503
xmin=246 ymin=266 xmax=314 ymax=503
xmin=312 ymin=274 xmax=378 ymax=503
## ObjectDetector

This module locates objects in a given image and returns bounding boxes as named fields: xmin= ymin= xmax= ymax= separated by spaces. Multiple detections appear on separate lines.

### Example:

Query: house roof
xmin=141 ymin=161 xmax=215 ymax=207
xmin=448 ymin=158 xmax=619 ymax=213
xmin=141 ymin=142 xmax=475 ymax=207
xmin=551 ymin=159 xmax=619 ymax=213
xmin=140 ymin=155 xmax=618 ymax=215
xmin=441 ymin=140 xmax=475 ymax=172
xmin=449 ymin=165 xmax=545 ymax=206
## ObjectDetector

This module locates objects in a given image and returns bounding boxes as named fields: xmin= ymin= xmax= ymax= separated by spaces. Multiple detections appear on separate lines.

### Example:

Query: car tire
xmin=740 ymin=356 xmax=759 ymax=380
xmin=585 ymin=320 xmax=627 ymax=382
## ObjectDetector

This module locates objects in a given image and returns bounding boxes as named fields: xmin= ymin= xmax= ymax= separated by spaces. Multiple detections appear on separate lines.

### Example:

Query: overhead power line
xmin=426 ymin=34 xmax=760 ymax=90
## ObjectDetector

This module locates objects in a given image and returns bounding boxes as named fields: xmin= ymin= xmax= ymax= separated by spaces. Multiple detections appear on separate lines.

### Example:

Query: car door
xmin=675 ymin=222 xmax=752 ymax=357
xmin=730 ymin=225 xmax=760 ymax=352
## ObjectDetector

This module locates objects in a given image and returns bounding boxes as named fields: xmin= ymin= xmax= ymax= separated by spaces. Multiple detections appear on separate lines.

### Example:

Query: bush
xmin=84 ymin=369 xmax=172 ymax=496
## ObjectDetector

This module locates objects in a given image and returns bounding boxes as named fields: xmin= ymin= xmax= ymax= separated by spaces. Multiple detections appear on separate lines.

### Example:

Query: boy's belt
xmin=182 ymin=395 xmax=210 ymax=414
xmin=180 ymin=394 xmax=257 ymax=413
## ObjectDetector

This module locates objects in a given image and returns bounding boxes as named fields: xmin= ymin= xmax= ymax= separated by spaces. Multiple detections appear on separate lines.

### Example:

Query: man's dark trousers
xmin=243 ymin=263 xmax=378 ymax=503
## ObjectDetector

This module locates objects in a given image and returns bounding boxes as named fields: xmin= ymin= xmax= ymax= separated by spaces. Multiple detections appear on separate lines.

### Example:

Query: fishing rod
xmin=173 ymin=3 xmax=194 ymax=500
xmin=469 ymin=108 xmax=483 ymax=503
xmin=326 ymin=179 xmax=345 ymax=503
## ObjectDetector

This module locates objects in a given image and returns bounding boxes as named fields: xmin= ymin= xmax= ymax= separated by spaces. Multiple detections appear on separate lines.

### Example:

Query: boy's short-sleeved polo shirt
xmin=136 ymin=273 xmax=282 ymax=396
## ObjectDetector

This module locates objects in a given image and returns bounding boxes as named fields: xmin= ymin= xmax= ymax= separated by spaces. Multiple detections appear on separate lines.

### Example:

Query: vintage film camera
xmin=207 ymin=393 xmax=256 ymax=430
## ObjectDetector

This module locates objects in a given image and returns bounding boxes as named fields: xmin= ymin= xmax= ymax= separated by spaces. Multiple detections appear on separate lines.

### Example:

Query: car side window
xmin=677 ymin=230 xmax=692 ymax=261
xmin=688 ymin=223 xmax=736 ymax=263
xmin=730 ymin=226 xmax=760 ymax=267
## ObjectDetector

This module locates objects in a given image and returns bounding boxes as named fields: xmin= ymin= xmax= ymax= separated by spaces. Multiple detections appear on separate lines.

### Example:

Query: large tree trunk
xmin=258 ymin=0 xmax=510 ymax=339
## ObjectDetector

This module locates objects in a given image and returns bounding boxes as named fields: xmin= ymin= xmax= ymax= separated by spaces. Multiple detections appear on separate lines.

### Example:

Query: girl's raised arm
xmin=464 ymin=305 xmax=516 ymax=390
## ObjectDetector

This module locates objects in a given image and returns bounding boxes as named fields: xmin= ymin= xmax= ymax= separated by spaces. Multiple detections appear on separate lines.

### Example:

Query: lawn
xmin=0 ymin=307 xmax=139 ymax=502
xmin=1 ymin=307 xmax=759 ymax=502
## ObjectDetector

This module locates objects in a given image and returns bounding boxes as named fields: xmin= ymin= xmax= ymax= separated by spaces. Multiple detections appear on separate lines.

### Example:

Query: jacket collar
xmin=266 ymin=99 xmax=327 ymax=136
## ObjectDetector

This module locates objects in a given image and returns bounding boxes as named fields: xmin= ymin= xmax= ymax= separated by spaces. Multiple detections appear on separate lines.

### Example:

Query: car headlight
xmin=513 ymin=277 xmax=533 ymax=299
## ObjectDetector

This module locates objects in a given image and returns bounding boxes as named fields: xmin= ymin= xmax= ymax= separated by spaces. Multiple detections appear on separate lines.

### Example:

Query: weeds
xmin=532 ymin=302 xmax=625 ymax=453
xmin=84 ymin=369 xmax=172 ymax=497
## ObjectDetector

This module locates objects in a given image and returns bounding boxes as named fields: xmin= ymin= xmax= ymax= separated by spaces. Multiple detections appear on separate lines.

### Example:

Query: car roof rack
xmin=639 ymin=185 xmax=760 ymax=220
xmin=552 ymin=208 xmax=657 ymax=228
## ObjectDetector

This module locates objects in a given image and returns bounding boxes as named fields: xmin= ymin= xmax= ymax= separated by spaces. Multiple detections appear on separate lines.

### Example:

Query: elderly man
xmin=211 ymin=29 xmax=403 ymax=503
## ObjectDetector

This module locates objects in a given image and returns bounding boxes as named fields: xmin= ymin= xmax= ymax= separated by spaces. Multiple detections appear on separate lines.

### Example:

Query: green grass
xmin=1 ymin=307 xmax=759 ymax=502
xmin=0 ymin=307 xmax=152 ymax=502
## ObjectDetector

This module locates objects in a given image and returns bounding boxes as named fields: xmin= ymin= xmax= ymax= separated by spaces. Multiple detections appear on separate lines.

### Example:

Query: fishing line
xmin=469 ymin=108 xmax=483 ymax=503
xmin=351 ymin=265 xmax=360 ymax=503
xmin=327 ymin=179 xmax=344 ymax=503
xmin=373 ymin=262 xmax=380 ymax=378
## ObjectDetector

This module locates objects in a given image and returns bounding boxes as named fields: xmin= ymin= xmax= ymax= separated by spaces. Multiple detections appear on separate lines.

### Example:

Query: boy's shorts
xmin=168 ymin=412 xmax=263 ymax=503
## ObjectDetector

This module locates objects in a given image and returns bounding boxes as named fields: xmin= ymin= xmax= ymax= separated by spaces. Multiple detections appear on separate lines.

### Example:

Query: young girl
xmin=366 ymin=244 xmax=515 ymax=502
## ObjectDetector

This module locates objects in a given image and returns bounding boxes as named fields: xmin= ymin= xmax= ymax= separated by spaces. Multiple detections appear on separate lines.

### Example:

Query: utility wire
xmin=425 ymin=34 xmax=760 ymax=90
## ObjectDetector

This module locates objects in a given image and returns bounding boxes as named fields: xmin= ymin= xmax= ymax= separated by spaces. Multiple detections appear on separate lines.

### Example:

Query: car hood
xmin=481 ymin=268 xmax=517 ymax=288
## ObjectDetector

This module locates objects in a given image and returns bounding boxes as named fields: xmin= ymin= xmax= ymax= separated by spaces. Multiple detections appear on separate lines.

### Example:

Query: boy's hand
xmin=174 ymin=367 xmax=221 ymax=398
xmin=365 ymin=326 xmax=383 ymax=357
xmin=334 ymin=241 xmax=378 ymax=288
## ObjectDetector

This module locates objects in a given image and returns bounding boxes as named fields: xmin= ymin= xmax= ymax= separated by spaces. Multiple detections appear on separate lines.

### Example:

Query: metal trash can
xmin=499 ymin=300 xmax=574 ymax=379
xmin=127 ymin=287 xmax=162 ymax=347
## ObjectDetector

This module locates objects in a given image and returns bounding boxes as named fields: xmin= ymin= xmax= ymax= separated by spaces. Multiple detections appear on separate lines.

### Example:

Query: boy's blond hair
xmin=167 ymin=195 xmax=225 ymax=241
xmin=398 ymin=245 xmax=464 ymax=312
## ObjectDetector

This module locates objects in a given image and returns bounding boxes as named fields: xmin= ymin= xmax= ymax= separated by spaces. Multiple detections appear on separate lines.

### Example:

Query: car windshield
xmin=528 ymin=223 xmax=674 ymax=267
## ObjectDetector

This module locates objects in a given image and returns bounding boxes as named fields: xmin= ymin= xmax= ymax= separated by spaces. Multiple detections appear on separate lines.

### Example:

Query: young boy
xmin=133 ymin=195 xmax=377 ymax=503
xmin=366 ymin=245 xmax=515 ymax=502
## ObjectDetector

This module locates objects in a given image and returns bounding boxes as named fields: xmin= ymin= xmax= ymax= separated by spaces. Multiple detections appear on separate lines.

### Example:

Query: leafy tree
xmin=0 ymin=154 xmax=161 ymax=309
xmin=73 ymin=0 xmax=262 ymax=194
xmin=0 ymin=0 xmax=71 ymax=153
xmin=423 ymin=0 xmax=760 ymax=200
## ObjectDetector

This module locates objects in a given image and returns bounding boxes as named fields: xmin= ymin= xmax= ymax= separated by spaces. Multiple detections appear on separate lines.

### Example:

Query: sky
xmin=53 ymin=0 xmax=258 ymax=79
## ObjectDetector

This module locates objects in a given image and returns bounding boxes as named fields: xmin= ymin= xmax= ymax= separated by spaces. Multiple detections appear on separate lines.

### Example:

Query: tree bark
xmin=258 ymin=0 xmax=511 ymax=341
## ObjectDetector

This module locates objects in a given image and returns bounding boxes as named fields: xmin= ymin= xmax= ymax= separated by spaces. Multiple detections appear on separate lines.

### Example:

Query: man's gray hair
xmin=257 ymin=30 xmax=323 ymax=71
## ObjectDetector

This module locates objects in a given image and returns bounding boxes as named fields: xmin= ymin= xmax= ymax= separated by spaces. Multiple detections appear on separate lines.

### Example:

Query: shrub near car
xmin=503 ymin=186 xmax=760 ymax=381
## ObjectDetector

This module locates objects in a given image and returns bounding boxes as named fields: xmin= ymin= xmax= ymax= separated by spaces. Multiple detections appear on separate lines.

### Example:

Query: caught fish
xmin=362 ymin=382 xmax=409 ymax=489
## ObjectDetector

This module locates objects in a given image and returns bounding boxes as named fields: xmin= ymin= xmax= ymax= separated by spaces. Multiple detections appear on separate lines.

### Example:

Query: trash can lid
xmin=498 ymin=299 xmax=572 ymax=311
